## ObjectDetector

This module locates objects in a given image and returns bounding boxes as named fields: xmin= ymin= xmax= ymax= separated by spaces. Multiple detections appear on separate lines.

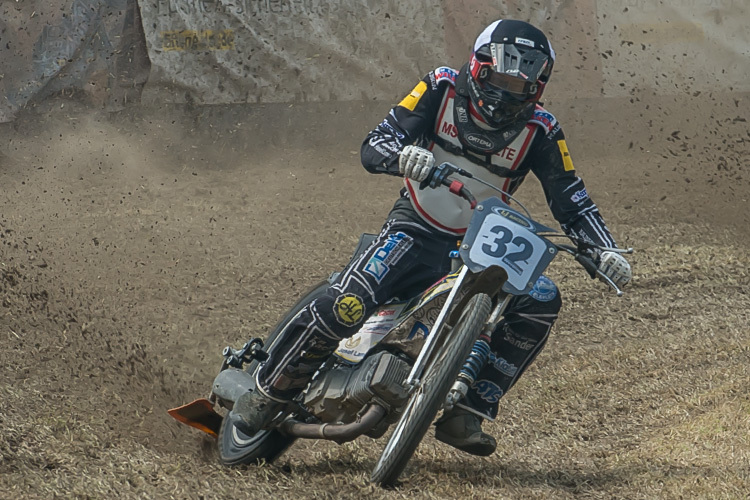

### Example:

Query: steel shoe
xmin=434 ymin=407 xmax=497 ymax=456
xmin=230 ymin=388 xmax=286 ymax=436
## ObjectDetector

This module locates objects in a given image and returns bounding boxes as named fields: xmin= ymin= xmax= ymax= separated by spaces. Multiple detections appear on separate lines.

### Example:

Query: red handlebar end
xmin=447 ymin=179 xmax=477 ymax=208
xmin=448 ymin=180 xmax=464 ymax=195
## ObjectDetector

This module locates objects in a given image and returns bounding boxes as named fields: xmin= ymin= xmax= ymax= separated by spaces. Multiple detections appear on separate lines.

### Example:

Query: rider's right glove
xmin=399 ymin=145 xmax=435 ymax=182
xmin=598 ymin=251 xmax=632 ymax=287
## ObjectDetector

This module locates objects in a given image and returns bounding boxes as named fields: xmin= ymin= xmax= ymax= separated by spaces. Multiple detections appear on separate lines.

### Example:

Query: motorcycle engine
xmin=303 ymin=351 xmax=411 ymax=424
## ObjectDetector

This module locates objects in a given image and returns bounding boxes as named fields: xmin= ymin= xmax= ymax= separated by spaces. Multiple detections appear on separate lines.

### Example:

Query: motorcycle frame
xmin=403 ymin=264 xmax=512 ymax=392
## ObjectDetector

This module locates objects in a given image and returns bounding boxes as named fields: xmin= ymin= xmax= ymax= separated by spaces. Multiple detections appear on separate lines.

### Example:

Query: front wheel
xmin=370 ymin=293 xmax=493 ymax=487
xmin=217 ymin=280 xmax=330 ymax=466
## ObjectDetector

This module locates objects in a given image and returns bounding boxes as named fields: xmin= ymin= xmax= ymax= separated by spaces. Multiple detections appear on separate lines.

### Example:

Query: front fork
xmin=444 ymin=293 xmax=511 ymax=414
xmin=404 ymin=253 xmax=511 ymax=402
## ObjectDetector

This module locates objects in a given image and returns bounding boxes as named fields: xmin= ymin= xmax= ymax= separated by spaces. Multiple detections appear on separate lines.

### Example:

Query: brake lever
xmin=597 ymin=272 xmax=624 ymax=297
xmin=557 ymin=242 xmax=625 ymax=296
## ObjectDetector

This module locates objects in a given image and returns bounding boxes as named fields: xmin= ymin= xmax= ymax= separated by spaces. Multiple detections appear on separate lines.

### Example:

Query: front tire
xmin=217 ymin=280 xmax=330 ymax=466
xmin=370 ymin=293 xmax=492 ymax=487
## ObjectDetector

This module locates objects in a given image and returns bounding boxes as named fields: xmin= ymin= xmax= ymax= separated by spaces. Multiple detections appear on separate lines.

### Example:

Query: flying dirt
xmin=1 ymin=82 xmax=748 ymax=497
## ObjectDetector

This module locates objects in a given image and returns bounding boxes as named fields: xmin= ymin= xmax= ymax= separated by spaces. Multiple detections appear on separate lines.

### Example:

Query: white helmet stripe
xmin=472 ymin=19 xmax=556 ymax=63
xmin=473 ymin=20 xmax=502 ymax=52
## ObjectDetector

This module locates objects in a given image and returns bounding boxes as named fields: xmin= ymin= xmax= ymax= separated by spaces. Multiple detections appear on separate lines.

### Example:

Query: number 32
xmin=481 ymin=225 xmax=533 ymax=265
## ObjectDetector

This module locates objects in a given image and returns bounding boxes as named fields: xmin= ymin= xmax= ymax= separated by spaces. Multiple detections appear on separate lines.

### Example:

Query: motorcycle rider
xmin=232 ymin=19 xmax=632 ymax=456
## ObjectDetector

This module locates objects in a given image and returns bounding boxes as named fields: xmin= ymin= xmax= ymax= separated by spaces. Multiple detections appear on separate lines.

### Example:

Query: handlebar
xmin=555 ymin=243 xmax=632 ymax=297
xmin=423 ymin=162 xmax=633 ymax=296
xmin=419 ymin=162 xmax=477 ymax=208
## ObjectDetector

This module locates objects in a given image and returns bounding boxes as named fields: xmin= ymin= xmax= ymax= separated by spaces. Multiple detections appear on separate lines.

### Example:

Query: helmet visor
xmin=482 ymin=71 xmax=538 ymax=100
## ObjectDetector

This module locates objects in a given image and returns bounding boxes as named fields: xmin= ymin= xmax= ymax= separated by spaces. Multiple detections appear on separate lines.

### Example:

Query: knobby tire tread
xmin=371 ymin=293 xmax=492 ymax=487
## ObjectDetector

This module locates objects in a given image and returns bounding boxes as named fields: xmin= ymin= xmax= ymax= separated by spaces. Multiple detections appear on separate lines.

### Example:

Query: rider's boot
xmin=434 ymin=407 xmax=497 ymax=456
xmin=230 ymin=386 xmax=287 ymax=436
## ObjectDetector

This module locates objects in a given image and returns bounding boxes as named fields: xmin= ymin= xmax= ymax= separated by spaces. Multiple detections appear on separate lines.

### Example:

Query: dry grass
xmin=1 ymin=106 xmax=749 ymax=499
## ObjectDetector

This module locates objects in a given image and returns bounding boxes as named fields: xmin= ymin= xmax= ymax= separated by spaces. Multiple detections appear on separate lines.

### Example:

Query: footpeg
xmin=222 ymin=338 xmax=269 ymax=368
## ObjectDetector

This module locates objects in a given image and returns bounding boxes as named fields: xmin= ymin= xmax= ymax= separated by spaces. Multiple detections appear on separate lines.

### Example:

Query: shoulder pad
xmin=529 ymin=105 xmax=558 ymax=135
xmin=432 ymin=66 xmax=458 ymax=86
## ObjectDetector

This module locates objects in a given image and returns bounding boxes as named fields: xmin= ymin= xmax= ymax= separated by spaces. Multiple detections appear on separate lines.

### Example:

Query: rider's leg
xmin=435 ymin=275 xmax=562 ymax=454
xmin=233 ymin=219 xmax=458 ymax=435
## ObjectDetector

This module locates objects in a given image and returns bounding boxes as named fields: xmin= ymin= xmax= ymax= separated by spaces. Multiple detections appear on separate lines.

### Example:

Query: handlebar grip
xmin=576 ymin=253 xmax=599 ymax=279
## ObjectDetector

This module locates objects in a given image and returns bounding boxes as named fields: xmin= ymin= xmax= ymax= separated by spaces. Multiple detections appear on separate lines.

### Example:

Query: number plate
xmin=460 ymin=198 xmax=557 ymax=295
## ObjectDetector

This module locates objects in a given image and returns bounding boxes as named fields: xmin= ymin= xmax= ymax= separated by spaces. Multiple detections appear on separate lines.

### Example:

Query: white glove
xmin=399 ymin=145 xmax=434 ymax=182
xmin=598 ymin=251 xmax=632 ymax=287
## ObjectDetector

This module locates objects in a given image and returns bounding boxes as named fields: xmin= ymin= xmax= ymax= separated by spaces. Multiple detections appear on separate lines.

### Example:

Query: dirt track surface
xmin=1 ymin=92 xmax=748 ymax=499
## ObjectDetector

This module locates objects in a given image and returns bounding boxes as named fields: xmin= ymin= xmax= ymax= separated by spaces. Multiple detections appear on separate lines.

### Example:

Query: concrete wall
xmin=137 ymin=0 xmax=750 ymax=104
xmin=0 ymin=0 xmax=149 ymax=122
xmin=1 ymin=0 xmax=748 ymax=121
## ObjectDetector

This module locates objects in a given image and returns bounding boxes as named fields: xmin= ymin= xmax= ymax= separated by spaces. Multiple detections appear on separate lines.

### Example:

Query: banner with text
xmin=1 ymin=0 xmax=748 ymax=122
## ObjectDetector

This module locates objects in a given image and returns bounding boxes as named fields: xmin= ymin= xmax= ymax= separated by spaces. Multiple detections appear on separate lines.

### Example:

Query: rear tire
xmin=217 ymin=280 xmax=330 ymax=466
xmin=370 ymin=293 xmax=492 ymax=487
xmin=218 ymin=418 xmax=292 ymax=466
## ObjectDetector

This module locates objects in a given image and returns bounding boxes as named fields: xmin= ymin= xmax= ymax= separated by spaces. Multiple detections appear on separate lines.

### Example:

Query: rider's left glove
xmin=399 ymin=145 xmax=434 ymax=182
xmin=597 ymin=251 xmax=632 ymax=287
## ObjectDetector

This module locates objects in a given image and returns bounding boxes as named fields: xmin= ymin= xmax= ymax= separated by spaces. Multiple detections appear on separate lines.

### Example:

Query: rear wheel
xmin=370 ymin=293 xmax=492 ymax=487
xmin=217 ymin=280 xmax=330 ymax=465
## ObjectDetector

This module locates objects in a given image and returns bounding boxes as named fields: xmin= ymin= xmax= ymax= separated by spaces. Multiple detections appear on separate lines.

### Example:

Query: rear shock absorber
xmin=445 ymin=334 xmax=492 ymax=410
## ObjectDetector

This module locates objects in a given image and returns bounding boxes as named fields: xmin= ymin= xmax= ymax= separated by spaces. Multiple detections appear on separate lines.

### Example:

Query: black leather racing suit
xmin=256 ymin=66 xmax=618 ymax=420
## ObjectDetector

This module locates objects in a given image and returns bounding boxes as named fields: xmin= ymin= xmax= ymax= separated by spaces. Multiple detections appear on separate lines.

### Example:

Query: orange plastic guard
xmin=167 ymin=398 xmax=223 ymax=438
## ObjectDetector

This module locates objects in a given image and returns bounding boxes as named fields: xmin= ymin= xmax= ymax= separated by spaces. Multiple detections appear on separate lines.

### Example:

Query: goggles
xmin=470 ymin=42 xmax=551 ymax=102
xmin=479 ymin=67 xmax=538 ymax=100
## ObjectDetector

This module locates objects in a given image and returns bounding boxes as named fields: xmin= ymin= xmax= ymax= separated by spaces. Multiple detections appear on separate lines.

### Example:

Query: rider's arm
xmin=525 ymin=124 xmax=618 ymax=248
xmin=360 ymin=72 xmax=446 ymax=176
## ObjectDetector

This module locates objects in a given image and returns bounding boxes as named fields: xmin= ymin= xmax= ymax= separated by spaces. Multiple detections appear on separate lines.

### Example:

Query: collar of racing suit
xmin=427 ymin=64 xmax=530 ymax=179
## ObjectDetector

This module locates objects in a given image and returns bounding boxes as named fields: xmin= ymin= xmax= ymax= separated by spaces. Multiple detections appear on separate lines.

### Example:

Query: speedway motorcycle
xmin=169 ymin=162 xmax=631 ymax=487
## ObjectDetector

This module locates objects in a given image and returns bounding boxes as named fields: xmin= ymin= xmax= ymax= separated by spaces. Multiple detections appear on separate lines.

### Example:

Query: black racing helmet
xmin=468 ymin=20 xmax=555 ymax=128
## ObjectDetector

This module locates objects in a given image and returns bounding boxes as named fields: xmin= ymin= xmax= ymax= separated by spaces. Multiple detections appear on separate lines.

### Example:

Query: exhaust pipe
xmin=279 ymin=404 xmax=387 ymax=443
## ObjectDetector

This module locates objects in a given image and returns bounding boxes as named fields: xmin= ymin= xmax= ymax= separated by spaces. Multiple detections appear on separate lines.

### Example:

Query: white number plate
xmin=468 ymin=213 xmax=549 ymax=291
